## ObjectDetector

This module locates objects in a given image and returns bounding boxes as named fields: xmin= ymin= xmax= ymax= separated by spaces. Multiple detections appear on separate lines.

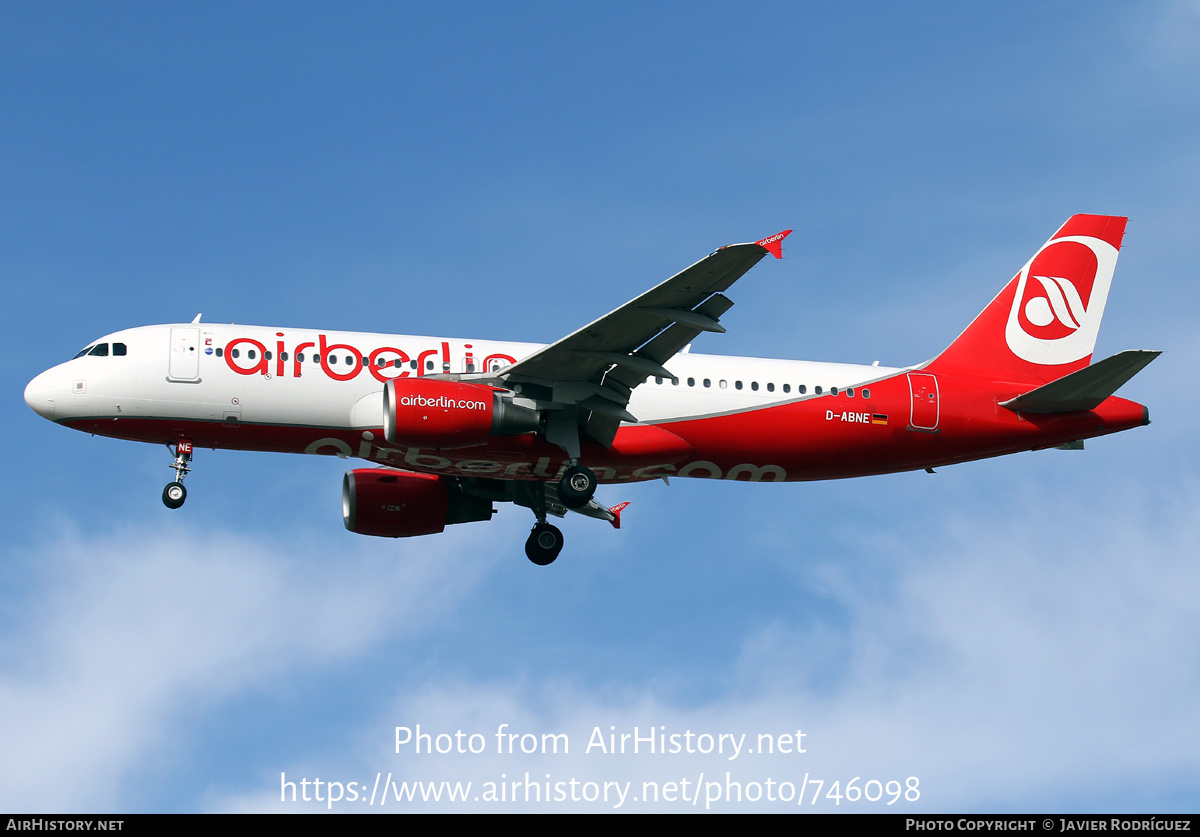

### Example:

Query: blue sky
xmin=3 ymin=1 xmax=1199 ymax=812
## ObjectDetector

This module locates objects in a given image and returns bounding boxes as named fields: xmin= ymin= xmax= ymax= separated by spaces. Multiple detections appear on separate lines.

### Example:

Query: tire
xmin=558 ymin=464 xmax=596 ymax=509
xmin=525 ymin=522 xmax=564 ymax=566
xmin=162 ymin=482 xmax=187 ymax=509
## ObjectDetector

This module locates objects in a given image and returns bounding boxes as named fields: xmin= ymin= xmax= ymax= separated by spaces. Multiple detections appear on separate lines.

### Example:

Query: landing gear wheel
xmin=162 ymin=481 xmax=187 ymax=509
xmin=558 ymin=464 xmax=596 ymax=509
xmin=525 ymin=522 xmax=564 ymax=566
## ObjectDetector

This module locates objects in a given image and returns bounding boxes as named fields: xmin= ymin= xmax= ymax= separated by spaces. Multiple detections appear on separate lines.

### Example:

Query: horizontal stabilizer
xmin=1000 ymin=350 xmax=1160 ymax=414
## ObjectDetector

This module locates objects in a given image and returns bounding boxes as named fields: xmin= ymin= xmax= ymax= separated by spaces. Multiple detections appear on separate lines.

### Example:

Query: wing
xmin=481 ymin=230 xmax=792 ymax=449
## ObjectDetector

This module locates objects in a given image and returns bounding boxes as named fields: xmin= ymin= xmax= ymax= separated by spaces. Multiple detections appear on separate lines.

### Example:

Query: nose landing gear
xmin=163 ymin=439 xmax=192 ymax=509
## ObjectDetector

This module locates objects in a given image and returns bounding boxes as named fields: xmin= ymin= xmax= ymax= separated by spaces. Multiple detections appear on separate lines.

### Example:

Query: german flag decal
xmin=871 ymin=414 xmax=889 ymax=425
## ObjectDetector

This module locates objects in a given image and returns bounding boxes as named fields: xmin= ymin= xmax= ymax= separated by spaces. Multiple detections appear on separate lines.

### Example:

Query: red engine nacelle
xmin=383 ymin=377 xmax=539 ymax=449
xmin=342 ymin=468 xmax=493 ymax=538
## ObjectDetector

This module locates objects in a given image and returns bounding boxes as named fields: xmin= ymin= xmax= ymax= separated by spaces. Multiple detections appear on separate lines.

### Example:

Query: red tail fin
xmin=927 ymin=215 xmax=1127 ymax=384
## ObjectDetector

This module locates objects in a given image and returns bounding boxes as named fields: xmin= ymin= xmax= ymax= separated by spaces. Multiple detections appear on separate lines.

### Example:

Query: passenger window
xmin=281 ymin=352 xmax=289 ymax=361
xmin=735 ymin=381 xmax=743 ymax=390
xmin=703 ymin=378 xmax=711 ymax=388
xmin=247 ymin=349 xmax=257 ymax=360
xmin=655 ymin=376 xmax=663 ymax=384
xmin=426 ymin=360 xmax=434 ymax=371
xmin=215 ymin=348 xmax=223 ymax=357
xmin=783 ymin=384 xmax=790 ymax=393
xmin=231 ymin=348 xmax=240 ymax=359
xmin=264 ymin=351 xmax=272 ymax=361
xmin=719 ymin=379 xmax=727 ymax=389
xmin=846 ymin=387 xmax=854 ymax=397
xmin=815 ymin=385 xmax=823 ymax=395
xmin=862 ymin=388 xmax=871 ymax=399
xmin=113 ymin=343 xmax=127 ymax=356
xmin=672 ymin=378 xmax=679 ymax=385
xmin=297 ymin=353 xmax=305 ymax=362
xmin=88 ymin=344 xmax=109 ymax=357
xmin=751 ymin=381 xmax=759 ymax=391
xmin=687 ymin=377 xmax=695 ymax=387
xmin=798 ymin=385 xmax=806 ymax=394
xmin=411 ymin=360 xmax=418 ymax=369
xmin=767 ymin=382 xmax=774 ymax=392
xmin=831 ymin=386 xmax=838 ymax=396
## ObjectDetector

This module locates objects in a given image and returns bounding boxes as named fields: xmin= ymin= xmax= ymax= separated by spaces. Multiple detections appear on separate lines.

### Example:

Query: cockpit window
xmin=87 ymin=344 xmax=109 ymax=357
xmin=72 ymin=345 xmax=95 ymax=359
xmin=113 ymin=343 xmax=127 ymax=356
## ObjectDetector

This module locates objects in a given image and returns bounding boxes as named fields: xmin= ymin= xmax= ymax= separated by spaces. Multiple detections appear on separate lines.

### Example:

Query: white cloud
xmin=211 ymin=476 xmax=1200 ymax=813
xmin=0 ymin=521 xmax=501 ymax=811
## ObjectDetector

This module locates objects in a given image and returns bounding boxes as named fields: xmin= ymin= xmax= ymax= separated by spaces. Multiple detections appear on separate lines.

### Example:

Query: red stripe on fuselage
xmin=62 ymin=371 xmax=1147 ymax=483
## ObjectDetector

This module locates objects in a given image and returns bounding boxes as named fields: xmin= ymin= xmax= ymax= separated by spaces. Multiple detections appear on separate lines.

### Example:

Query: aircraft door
xmin=168 ymin=328 xmax=201 ymax=381
xmin=907 ymin=372 xmax=940 ymax=432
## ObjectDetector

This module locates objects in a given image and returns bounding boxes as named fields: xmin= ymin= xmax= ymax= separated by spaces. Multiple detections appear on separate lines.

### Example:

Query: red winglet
xmin=755 ymin=229 xmax=792 ymax=259
xmin=608 ymin=501 xmax=631 ymax=530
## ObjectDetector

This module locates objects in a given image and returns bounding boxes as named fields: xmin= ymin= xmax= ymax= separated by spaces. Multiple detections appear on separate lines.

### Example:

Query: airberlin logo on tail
xmin=1005 ymin=235 xmax=1119 ymax=366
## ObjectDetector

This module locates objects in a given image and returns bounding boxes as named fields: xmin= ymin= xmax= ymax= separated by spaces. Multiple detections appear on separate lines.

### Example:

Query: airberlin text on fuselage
xmin=221 ymin=334 xmax=516 ymax=382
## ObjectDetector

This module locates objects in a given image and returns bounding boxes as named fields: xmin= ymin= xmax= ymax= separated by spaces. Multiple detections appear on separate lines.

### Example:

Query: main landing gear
xmin=558 ymin=463 xmax=597 ymax=509
xmin=162 ymin=439 xmax=192 ymax=510
xmin=521 ymin=463 xmax=599 ymax=566
xmin=525 ymin=522 xmax=564 ymax=566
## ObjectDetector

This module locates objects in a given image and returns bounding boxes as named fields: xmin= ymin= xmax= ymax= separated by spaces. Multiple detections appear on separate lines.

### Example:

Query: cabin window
xmin=846 ymin=387 xmax=854 ymax=397
xmin=281 ymin=352 xmax=289 ymax=361
xmin=410 ymin=360 xmax=418 ymax=369
xmin=361 ymin=356 xmax=370 ymax=366
xmin=687 ymin=377 xmax=695 ymax=387
xmin=655 ymin=376 xmax=663 ymax=384
xmin=231 ymin=348 xmax=240 ymax=359
xmin=247 ymin=349 xmax=257 ymax=360
xmin=719 ymin=379 xmax=727 ymax=389
xmin=215 ymin=348 xmax=223 ymax=357
xmin=426 ymin=360 xmax=434 ymax=371
xmin=88 ymin=344 xmax=109 ymax=357
xmin=751 ymin=381 xmax=759 ymax=391
xmin=767 ymin=382 xmax=774 ymax=392
xmin=798 ymin=385 xmax=806 ymax=394
xmin=735 ymin=380 xmax=743 ymax=390
xmin=815 ymin=385 xmax=823 ymax=395
xmin=264 ymin=351 xmax=272 ymax=361
xmin=831 ymin=386 xmax=838 ymax=396
xmin=862 ymin=388 xmax=871 ymax=399
xmin=783 ymin=384 xmax=790 ymax=393
xmin=703 ymin=378 xmax=711 ymax=388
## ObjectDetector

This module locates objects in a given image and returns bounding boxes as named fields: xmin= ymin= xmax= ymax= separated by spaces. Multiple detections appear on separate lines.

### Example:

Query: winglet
xmin=755 ymin=229 xmax=793 ymax=259
xmin=608 ymin=501 xmax=631 ymax=530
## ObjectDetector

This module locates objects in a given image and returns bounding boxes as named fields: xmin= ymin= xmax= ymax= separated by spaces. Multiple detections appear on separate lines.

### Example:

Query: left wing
xmin=484 ymin=230 xmax=791 ymax=449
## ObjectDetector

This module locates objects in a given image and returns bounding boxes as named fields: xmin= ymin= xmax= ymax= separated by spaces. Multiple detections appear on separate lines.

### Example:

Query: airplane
xmin=24 ymin=214 xmax=1158 ymax=566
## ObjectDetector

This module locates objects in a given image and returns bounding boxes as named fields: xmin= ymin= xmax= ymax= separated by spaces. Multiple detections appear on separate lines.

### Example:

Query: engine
xmin=383 ymin=378 xmax=540 ymax=449
xmin=342 ymin=469 xmax=493 ymax=538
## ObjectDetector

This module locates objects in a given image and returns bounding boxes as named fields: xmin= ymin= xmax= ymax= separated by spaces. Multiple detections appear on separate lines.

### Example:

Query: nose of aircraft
xmin=24 ymin=368 xmax=59 ymax=419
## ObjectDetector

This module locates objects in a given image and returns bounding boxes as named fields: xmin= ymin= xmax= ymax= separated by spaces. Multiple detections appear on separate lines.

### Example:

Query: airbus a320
xmin=24 ymin=215 xmax=1157 ymax=564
